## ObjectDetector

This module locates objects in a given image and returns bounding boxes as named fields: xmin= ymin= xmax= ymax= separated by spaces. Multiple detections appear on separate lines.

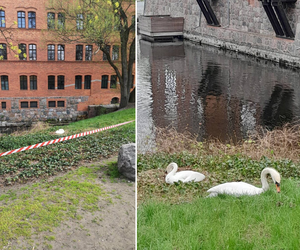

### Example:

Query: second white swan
xmin=207 ymin=167 xmax=281 ymax=197
xmin=165 ymin=162 xmax=205 ymax=184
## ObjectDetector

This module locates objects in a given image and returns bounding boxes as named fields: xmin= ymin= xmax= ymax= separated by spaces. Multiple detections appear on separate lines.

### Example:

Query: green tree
xmin=47 ymin=0 xmax=135 ymax=108
xmin=0 ymin=10 xmax=24 ymax=60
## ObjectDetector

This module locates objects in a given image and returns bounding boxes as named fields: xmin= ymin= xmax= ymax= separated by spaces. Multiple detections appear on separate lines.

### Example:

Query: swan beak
xmin=276 ymin=183 xmax=280 ymax=193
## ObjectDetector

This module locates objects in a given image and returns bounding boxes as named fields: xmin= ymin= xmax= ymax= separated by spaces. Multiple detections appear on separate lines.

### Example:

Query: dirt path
xmin=2 ymin=157 xmax=135 ymax=250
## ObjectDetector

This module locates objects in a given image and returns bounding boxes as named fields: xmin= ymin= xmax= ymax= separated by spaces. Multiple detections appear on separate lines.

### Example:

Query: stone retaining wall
xmin=144 ymin=0 xmax=300 ymax=67
xmin=0 ymin=96 xmax=89 ymax=123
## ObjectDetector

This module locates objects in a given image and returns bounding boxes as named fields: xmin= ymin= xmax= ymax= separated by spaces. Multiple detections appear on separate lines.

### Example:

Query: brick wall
xmin=144 ymin=0 xmax=300 ymax=67
xmin=0 ymin=0 xmax=135 ymax=123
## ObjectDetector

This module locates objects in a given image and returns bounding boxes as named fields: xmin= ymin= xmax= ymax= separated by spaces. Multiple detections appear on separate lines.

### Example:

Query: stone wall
xmin=144 ymin=0 xmax=300 ymax=67
xmin=0 ymin=96 xmax=89 ymax=124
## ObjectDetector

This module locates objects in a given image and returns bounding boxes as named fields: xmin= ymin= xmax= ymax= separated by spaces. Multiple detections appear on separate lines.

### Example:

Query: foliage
xmin=0 ymin=108 xmax=135 ymax=185
xmin=47 ymin=0 xmax=135 ymax=108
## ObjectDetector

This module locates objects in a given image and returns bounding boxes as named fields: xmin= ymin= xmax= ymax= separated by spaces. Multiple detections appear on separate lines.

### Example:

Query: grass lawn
xmin=137 ymin=127 xmax=300 ymax=249
xmin=0 ymin=108 xmax=135 ymax=248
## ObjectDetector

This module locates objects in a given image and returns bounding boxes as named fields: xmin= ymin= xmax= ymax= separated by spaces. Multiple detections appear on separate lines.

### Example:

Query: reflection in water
xmin=263 ymin=84 xmax=294 ymax=129
xmin=137 ymin=38 xmax=299 ymax=152
xmin=164 ymin=67 xmax=178 ymax=122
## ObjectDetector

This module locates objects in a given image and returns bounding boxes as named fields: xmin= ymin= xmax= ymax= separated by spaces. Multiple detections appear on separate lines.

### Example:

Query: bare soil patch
xmin=2 ymin=156 xmax=135 ymax=250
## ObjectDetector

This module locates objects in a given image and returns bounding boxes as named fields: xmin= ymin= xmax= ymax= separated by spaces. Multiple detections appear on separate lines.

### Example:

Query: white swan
xmin=55 ymin=129 xmax=65 ymax=135
xmin=165 ymin=162 xmax=205 ymax=184
xmin=207 ymin=167 xmax=281 ymax=197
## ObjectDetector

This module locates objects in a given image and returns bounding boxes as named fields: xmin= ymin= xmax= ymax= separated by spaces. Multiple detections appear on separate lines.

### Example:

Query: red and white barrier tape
xmin=0 ymin=120 xmax=134 ymax=157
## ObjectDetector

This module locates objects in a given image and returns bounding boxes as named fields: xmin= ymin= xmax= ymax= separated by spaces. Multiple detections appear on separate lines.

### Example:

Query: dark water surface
xmin=137 ymin=38 xmax=300 ymax=153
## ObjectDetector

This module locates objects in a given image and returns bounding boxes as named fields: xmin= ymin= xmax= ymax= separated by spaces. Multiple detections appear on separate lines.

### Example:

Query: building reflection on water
xmin=137 ymin=38 xmax=299 ymax=151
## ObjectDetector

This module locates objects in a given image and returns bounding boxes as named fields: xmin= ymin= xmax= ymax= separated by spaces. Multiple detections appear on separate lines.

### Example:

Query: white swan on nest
xmin=207 ymin=167 xmax=281 ymax=197
xmin=165 ymin=162 xmax=205 ymax=184
xmin=55 ymin=129 xmax=65 ymax=135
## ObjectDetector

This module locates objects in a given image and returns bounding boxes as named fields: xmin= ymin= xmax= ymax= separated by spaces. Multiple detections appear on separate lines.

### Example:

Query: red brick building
xmin=0 ymin=0 xmax=134 ymax=123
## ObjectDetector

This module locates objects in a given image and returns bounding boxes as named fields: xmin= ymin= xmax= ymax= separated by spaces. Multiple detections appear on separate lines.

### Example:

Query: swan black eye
xmin=275 ymin=181 xmax=280 ymax=186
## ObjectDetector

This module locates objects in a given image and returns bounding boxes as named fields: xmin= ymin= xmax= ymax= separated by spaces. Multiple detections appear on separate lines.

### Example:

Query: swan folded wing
xmin=168 ymin=171 xmax=205 ymax=183
xmin=207 ymin=182 xmax=264 ymax=197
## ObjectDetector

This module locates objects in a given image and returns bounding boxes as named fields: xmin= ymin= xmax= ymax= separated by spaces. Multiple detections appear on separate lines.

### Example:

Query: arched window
xmin=28 ymin=12 xmax=36 ymax=29
xmin=110 ymin=75 xmax=117 ymax=89
xmin=0 ymin=43 xmax=7 ymax=60
xmin=75 ymin=75 xmax=82 ymax=89
xmin=57 ymin=45 xmax=65 ymax=61
xmin=0 ymin=10 xmax=5 ymax=28
xmin=19 ymin=43 xmax=27 ymax=60
xmin=29 ymin=44 xmax=37 ymax=60
xmin=20 ymin=75 xmax=28 ymax=90
xmin=30 ymin=75 xmax=37 ymax=90
xmin=111 ymin=97 xmax=119 ymax=104
xmin=101 ymin=75 xmax=108 ymax=89
xmin=47 ymin=44 xmax=55 ymax=60
xmin=57 ymin=75 xmax=64 ymax=89
xmin=18 ymin=11 xmax=26 ymax=28
xmin=48 ymin=75 xmax=55 ymax=89
xmin=1 ymin=75 xmax=9 ymax=90
xmin=47 ymin=12 xmax=55 ymax=29
xmin=85 ymin=45 xmax=92 ymax=61
xmin=84 ymin=75 xmax=91 ymax=89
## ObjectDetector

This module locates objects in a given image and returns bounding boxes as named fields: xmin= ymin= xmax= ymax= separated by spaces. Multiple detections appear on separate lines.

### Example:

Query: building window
xmin=48 ymin=75 xmax=55 ymax=89
xmin=110 ymin=75 xmax=117 ymax=89
xmin=48 ymin=101 xmax=56 ymax=107
xmin=18 ymin=11 xmax=26 ymax=28
xmin=84 ymin=75 xmax=91 ymax=89
xmin=103 ymin=45 xmax=110 ymax=61
xmin=0 ymin=10 xmax=5 ymax=28
xmin=19 ymin=43 xmax=27 ymax=60
xmin=57 ymin=75 xmax=64 ymax=89
xmin=30 ymin=101 xmax=38 ymax=108
xmin=48 ymin=44 xmax=55 ymax=60
xmin=75 ymin=75 xmax=82 ymax=89
xmin=85 ymin=45 xmax=92 ymax=61
xmin=76 ymin=45 xmax=83 ymax=60
xmin=29 ymin=44 xmax=37 ymax=60
xmin=30 ymin=75 xmax=37 ymax=90
xmin=1 ymin=102 xmax=6 ymax=109
xmin=21 ymin=101 xmax=28 ymax=108
xmin=0 ymin=44 xmax=7 ymax=60
xmin=112 ymin=45 xmax=119 ymax=60
xmin=20 ymin=75 xmax=28 ymax=90
xmin=1 ymin=75 xmax=9 ymax=90
xmin=77 ymin=14 xmax=83 ymax=30
xmin=57 ymin=44 xmax=65 ymax=61
xmin=101 ymin=75 xmax=108 ymax=89
xmin=47 ymin=12 xmax=55 ymax=29
xmin=111 ymin=97 xmax=119 ymax=104
xmin=58 ymin=13 xmax=65 ymax=29
xmin=28 ymin=12 xmax=36 ymax=29
xmin=57 ymin=101 xmax=65 ymax=107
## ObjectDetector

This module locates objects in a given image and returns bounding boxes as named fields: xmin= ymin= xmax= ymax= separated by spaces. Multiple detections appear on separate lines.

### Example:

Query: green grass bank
xmin=137 ymin=126 xmax=300 ymax=249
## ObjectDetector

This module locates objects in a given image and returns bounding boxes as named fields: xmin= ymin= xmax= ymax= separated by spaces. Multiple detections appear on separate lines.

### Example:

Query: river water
xmin=137 ymin=38 xmax=300 ymax=153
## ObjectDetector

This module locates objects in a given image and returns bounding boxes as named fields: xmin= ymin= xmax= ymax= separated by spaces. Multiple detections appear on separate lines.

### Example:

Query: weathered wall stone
xmin=0 ymin=96 xmax=89 ymax=123
xmin=143 ymin=0 xmax=300 ymax=67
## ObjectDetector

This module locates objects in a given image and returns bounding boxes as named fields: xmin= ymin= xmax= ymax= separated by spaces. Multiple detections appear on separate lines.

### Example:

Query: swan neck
xmin=170 ymin=163 xmax=178 ymax=175
xmin=261 ymin=168 xmax=270 ymax=191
